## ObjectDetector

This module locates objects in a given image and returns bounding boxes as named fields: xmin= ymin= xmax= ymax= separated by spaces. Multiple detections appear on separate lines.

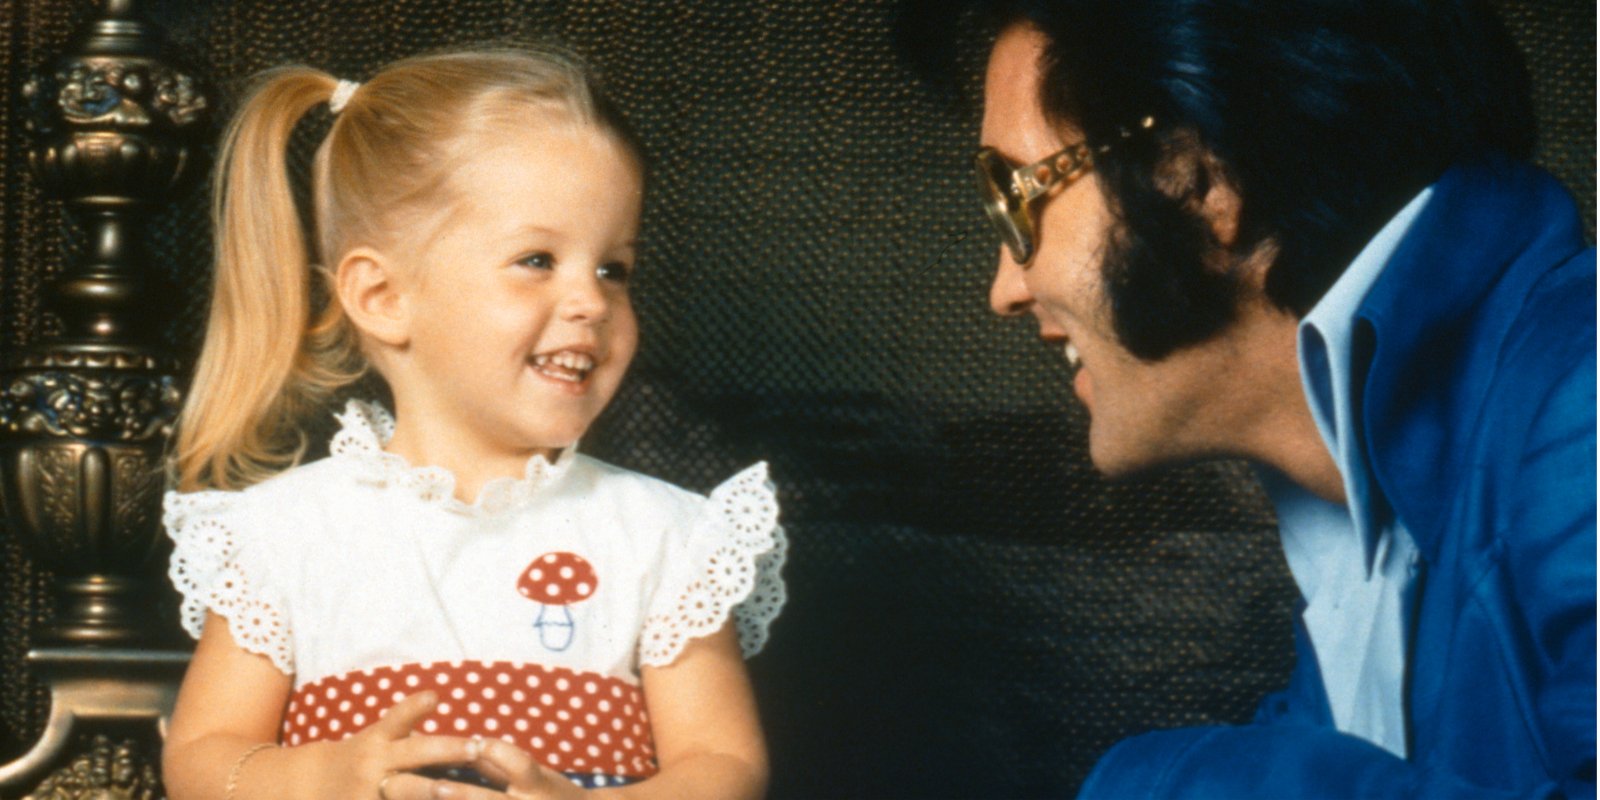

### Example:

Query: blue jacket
xmin=1079 ymin=158 xmax=1597 ymax=799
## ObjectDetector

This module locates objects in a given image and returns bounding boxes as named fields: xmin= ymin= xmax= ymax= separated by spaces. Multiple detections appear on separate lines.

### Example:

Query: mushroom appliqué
xmin=517 ymin=552 xmax=598 ymax=651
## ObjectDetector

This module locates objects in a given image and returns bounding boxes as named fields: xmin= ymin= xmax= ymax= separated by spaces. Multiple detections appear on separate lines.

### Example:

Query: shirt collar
xmin=1295 ymin=186 xmax=1434 ymax=571
xmin=328 ymin=399 xmax=578 ymax=517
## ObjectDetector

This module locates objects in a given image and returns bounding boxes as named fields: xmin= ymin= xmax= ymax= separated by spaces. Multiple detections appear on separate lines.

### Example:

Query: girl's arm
xmin=163 ymin=612 xmax=477 ymax=800
xmin=459 ymin=622 xmax=767 ymax=800
xmin=615 ymin=622 xmax=768 ymax=799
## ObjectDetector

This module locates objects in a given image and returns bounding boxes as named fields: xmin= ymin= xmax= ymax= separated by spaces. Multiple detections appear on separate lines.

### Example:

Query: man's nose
xmin=988 ymin=247 xmax=1033 ymax=316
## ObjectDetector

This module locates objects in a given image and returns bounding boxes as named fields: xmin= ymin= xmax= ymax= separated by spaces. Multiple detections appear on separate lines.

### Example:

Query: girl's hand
xmin=164 ymin=614 xmax=482 ymax=800
xmin=386 ymin=736 xmax=585 ymax=800
xmin=293 ymin=690 xmax=479 ymax=799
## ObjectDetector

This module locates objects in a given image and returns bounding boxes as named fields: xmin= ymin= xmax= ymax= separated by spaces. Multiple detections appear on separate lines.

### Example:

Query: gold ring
xmin=377 ymin=771 xmax=397 ymax=800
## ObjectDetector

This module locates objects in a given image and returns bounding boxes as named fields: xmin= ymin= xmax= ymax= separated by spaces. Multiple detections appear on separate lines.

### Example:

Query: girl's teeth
xmin=532 ymin=351 xmax=595 ymax=382
xmin=1064 ymin=342 xmax=1081 ymax=369
xmin=535 ymin=351 xmax=594 ymax=369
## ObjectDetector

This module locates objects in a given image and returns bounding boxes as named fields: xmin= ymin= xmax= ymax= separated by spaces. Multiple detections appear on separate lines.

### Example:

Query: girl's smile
xmin=373 ymin=119 xmax=644 ymax=500
xmin=530 ymin=348 xmax=599 ymax=385
xmin=169 ymin=51 xmax=775 ymax=800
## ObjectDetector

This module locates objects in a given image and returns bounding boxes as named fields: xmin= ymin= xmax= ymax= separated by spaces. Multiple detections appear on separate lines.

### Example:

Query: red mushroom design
xmin=517 ymin=552 xmax=598 ymax=651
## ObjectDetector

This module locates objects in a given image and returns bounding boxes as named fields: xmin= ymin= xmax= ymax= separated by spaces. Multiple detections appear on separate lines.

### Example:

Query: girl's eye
xmin=597 ymin=261 xmax=632 ymax=284
xmin=516 ymin=252 xmax=554 ymax=270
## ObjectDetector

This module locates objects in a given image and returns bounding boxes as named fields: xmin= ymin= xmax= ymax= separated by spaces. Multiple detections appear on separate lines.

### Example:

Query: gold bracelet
xmin=224 ymin=742 xmax=277 ymax=800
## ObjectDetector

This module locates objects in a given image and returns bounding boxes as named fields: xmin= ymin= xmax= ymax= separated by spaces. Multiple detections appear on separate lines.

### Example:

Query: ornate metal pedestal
xmin=0 ymin=649 xmax=186 ymax=799
xmin=0 ymin=1 xmax=205 ymax=796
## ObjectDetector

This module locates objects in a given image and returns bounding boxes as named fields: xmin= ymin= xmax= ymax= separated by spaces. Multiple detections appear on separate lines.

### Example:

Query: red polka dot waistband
xmin=281 ymin=660 xmax=658 ymax=778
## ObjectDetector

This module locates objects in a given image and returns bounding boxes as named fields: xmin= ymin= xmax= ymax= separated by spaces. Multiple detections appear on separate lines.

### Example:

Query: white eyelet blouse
xmin=163 ymin=400 xmax=787 ymax=783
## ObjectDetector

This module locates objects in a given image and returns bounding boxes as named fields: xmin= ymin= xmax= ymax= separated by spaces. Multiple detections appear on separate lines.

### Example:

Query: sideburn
xmin=1097 ymin=138 xmax=1246 ymax=362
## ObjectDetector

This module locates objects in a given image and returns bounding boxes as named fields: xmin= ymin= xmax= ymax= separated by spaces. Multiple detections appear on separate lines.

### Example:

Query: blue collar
xmin=1350 ymin=155 xmax=1590 ymax=559
xmin=1298 ymin=188 xmax=1432 ymax=572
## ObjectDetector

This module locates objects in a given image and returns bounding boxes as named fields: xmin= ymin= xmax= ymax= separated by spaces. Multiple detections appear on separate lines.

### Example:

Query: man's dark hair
xmin=907 ymin=0 xmax=1535 ymax=359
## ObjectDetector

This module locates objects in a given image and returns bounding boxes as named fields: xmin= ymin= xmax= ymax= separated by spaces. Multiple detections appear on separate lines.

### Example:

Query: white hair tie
xmin=329 ymin=79 xmax=361 ymax=114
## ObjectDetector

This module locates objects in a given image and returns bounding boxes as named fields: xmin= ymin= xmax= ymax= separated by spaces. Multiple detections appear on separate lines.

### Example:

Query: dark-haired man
xmin=971 ymin=2 xmax=1594 ymax=797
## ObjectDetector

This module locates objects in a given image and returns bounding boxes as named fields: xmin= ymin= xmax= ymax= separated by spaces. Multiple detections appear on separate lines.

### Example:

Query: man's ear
xmin=1194 ymin=153 xmax=1279 ymax=289
xmin=1197 ymin=151 xmax=1242 ymax=250
xmin=1156 ymin=139 xmax=1244 ymax=251
xmin=335 ymin=248 xmax=411 ymax=348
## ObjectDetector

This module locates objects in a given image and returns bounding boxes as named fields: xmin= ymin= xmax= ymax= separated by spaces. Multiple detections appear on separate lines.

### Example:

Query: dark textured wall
xmin=1 ymin=1 xmax=1591 ymax=797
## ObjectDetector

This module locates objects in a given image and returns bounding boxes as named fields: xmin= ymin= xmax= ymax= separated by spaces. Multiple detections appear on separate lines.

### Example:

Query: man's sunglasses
xmin=974 ymin=118 xmax=1153 ymax=265
xmin=973 ymin=142 xmax=1092 ymax=266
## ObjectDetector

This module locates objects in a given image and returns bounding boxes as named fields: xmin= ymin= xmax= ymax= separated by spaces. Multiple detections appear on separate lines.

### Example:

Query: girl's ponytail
xmin=174 ymin=68 xmax=361 ymax=491
xmin=174 ymin=46 xmax=640 ymax=492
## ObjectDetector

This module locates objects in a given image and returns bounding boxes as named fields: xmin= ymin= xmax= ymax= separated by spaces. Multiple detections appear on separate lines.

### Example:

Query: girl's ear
xmin=335 ymin=248 xmax=411 ymax=347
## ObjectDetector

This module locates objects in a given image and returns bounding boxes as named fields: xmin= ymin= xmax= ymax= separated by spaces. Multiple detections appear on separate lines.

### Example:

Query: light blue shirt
xmin=1260 ymin=187 xmax=1433 ymax=758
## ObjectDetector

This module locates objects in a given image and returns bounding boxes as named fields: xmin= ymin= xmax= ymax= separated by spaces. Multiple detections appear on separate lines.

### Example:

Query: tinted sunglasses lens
xmin=973 ymin=149 xmax=1032 ymax=264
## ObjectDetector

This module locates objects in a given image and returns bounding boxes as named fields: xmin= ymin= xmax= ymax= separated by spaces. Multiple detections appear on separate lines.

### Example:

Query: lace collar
xmin=327 ymin=399 xmax=577 ymax=517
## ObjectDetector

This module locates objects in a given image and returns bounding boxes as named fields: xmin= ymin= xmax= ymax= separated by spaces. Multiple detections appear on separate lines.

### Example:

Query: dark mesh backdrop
xmin=1 ymin=1 xmax=1592 ymax=798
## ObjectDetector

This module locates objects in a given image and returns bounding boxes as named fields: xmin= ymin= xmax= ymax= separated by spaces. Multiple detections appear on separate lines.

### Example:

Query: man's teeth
xmin=531 ymin=351 xmax=595 ymax=382
xmin=1064 ymin=342 xmax=1081 ymax=369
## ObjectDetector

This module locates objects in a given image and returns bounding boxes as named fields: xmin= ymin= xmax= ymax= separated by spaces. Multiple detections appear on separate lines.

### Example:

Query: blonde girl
xmin=161 ymin=46 xmax=786 ymax=800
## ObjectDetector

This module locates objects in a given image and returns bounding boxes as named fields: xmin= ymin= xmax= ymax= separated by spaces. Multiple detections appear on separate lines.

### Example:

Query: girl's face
xmin=388 ymin=122 xmax=642 ymax=465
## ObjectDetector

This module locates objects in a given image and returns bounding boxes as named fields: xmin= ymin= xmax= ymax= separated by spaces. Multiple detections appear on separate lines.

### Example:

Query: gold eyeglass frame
xmin=973 ymin=142 xmax=1093 ymax=266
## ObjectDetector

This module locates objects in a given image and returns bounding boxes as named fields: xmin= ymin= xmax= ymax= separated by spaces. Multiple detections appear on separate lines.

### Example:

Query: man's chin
xmin=1090 ymin=434 xmax=1217 ymax=482
xmin=1086 ymin=434 xmax=1165 ymax=480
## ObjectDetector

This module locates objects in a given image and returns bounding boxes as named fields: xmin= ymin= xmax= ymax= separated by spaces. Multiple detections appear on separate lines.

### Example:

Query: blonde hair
xmin=175 ymin=45 xmax=638 ymax=491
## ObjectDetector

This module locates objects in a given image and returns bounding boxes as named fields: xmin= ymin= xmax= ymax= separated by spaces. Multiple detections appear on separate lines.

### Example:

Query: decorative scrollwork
xmin=151 ymin=68 xmax=205 ymax=125
xmin=113 ymin=450 xmax=163 ymax=539
xmin=57 ymin=62 xmax=142 ymax=124
xmin=22 ymin=735 xmax=160 ymax=800
xmin=36 ymin=447 xmax=80 ymax=540
xmin=0 ymin=371 xmax=180 ymax=443
xmin=9 ymin=351 xmax=179 ymax=373
xmin=38 ymin=60 xmax=207 ymax=129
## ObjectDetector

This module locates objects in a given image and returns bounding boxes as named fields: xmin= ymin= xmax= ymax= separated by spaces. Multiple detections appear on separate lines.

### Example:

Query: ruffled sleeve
xmin=638 ymin=463 xmax=788 ymax=667
xmin=163 ymin=489 xmax=293 ymax=674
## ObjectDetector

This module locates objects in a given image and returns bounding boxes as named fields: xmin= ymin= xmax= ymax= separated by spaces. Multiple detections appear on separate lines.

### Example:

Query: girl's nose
xmin=559 ymin=273 xmax=612 ymax=323
xmin=988 ymin=247 xmax=1034 ymax=317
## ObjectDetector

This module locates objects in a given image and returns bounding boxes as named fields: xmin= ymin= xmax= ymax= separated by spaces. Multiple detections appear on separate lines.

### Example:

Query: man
xmin=966 ymin=0 xmax=1594 ymax=796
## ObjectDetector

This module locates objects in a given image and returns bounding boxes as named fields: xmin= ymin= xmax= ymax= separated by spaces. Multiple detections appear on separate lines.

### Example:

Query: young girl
xmin=160 ymin=46 xmax=786 ymax=800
